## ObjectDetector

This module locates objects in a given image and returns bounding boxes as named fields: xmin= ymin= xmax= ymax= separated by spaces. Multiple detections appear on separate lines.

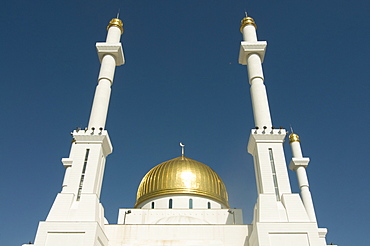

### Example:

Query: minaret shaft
xmin=88 ymin=24 xmax=123 ymax=130
xmin=289 ymin=135 xmax=317 ymax=223
xmin=291 ymin=140 xmax=303 ymax=158
xmin=242 ymin=25 xmax=257 ymax=42
xmin=106 ymin=26 xmax=122 ymax=43
xmin=249 ymin=77 xmax=272 ymax=129
xmin=88 ymin=77 xmax=113 ymax=129
xmin=241 ymin=24 xmax=272 ymax=129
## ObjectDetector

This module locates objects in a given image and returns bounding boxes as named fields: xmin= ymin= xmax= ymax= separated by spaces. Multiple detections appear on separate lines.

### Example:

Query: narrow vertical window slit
xmin=77 ymin=149 xmax=90 ymax=201
xmin=268 ymin=148 xmax=280 ymax=201
xmin=169 ymin=199 xmax=173 ymax=209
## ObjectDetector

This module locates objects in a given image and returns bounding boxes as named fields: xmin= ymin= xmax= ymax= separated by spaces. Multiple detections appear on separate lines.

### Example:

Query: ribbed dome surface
xmin=135 ymin=156 xmax=229 ymax=208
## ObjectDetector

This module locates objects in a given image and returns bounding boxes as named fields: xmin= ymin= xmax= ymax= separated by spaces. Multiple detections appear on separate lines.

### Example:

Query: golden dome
xmin=240 ymin=16 xmax=257 ymax=32
xmin=289 ymin=133 xmax=300 ymax=143
xmin=107 ymin=18 xmax=124 ymax=34
xmin=135 ymin=156 xmax=229 ymax=208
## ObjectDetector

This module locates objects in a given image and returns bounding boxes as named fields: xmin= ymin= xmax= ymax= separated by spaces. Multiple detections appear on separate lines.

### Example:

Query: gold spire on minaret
xmin=107 ymin=18 xmax=124 ymax=34
xmin=289 ymin=133 xmax=300 ymax=143
xmin=240 ymin=16 xmax=257 ymax=32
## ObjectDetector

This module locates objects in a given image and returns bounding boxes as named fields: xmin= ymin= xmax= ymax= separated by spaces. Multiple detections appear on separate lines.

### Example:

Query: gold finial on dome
xmin=289 ymin=133 xmax=300 ymax=143
xmin=135 ymin=156 xmax=229 ymax=208
xmin=107 ymin=18 xmax=124 ymax=34
xmin=240 ymin=16 xmax=257 ymax=33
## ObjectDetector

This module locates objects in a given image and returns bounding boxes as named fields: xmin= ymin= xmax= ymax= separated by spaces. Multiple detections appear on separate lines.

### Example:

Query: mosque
xmin=26 ymin=16 xmax=335 ymax=246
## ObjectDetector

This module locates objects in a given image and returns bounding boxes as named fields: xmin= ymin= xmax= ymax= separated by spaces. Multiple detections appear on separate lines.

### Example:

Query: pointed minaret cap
xmin=289 ymin=133 xmax=300 ymax=143
xmin=107 ymin=18 xmax=124 ymax=34
xmin=240 ymin=16 xmax=257 ymax=32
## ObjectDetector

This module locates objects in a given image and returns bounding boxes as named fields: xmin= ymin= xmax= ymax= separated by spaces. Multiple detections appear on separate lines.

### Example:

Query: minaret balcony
xmin=72 ymin=129 xmax=113 ymax=156
xmin=247 ymin=128 xmax=287 ymax=154
xmin=238 ymin=41 xmax=267 ymax=65
xmin=289 ymin=157 xmax=310 ymax=171
xmin=96 ymin=42 xmax=125 ymax=65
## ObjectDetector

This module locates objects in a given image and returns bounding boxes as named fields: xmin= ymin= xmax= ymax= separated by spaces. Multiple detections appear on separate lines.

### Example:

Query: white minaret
xmin=289 ymin=133 xmax=317 ymax=222
xmin=240 ymin=16 xmax=292 ymax=204
xmin=89 ymin=18 xmax=125 ymax=130
xmin=238 ymin=17 xmax=271 ymax=129
xmin=32 ymin=18 xmax=124 ymax=246
xmin=239 ymin=16 xmax=329 ymax=246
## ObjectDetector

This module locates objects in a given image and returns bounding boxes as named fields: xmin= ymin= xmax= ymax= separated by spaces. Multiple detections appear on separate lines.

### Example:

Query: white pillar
xmin=88 ymin=18 xmax=124 ymax=130
xmin=242 ymin=24 xmax=257 ymax=42
xmin=239 ymin=17 xmax=272 ymax=129
xmin=88 ymin=58 xmax=114 ymax=130
xmin=106 ymin=25 xmax=122 ymax=43
xmin=289 ymin=133 xmax=317 ymax=222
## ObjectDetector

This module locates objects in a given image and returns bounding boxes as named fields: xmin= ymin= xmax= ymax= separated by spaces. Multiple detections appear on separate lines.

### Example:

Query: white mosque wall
xmin=117 ymin=208 xmax=243 ymax=225
xmin=136 ymin=195 xmax=226 ymax=210
xmin=32 ymin=221 xmax=108 ymax=246
xmin=248 ymin=222 xmax=328 ymax=246
xmin=104 ymin=224 xmax=251 ymax=246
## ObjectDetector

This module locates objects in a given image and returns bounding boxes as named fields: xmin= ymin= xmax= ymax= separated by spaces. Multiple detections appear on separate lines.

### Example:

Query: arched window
xmin=169 ymin=199 xmax=173 ymax=209
xmin=189 ymin=199 xmax=193 ymax=209
xmin=208 ymin=202 xmax=211 ymax=209
xmin=151 ymin=202 xmax=155 ymax=209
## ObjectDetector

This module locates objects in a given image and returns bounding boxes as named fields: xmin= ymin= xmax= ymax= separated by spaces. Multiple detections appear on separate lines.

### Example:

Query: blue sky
xmin=1 ymin=1 xmax=369 ymax=245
